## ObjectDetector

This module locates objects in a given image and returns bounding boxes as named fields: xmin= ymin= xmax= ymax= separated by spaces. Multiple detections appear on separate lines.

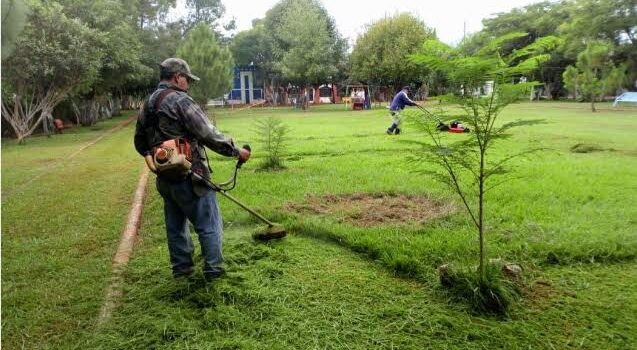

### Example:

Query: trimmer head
xmin=252 ymin=224 xmax=287 ymax=241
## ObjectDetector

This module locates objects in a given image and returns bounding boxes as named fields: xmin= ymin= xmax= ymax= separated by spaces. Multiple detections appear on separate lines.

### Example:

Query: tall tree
xmin=267 ymin=0 xmax=346 ymax=94
xmin=57 ymin=0 xmax=152 ymax=122
xmin=116 ymin=0 xmax=181 ymax=107
xmin=560 ymin=0 xmax=637 ymax=84
xmin=127 ymin=0 xmax=176 ymax=30
xmin=230 ymin=21 xmax=280 ymax=102
xmin=231 ymin=0 xmax=346 ymax=107
xmin=2 ymin=1 xmax=102 ymax=143
xmin=176 ymin=24 xmax=233 ymax=112
xmin=350 ymin=13 xmax=435 ymax=90
xmin=475 ymin=1 xmax=574 ymax=99
xmin=180 ymin=0 xmax=234 ymax=38
xmin=562 ymin=65 xmax=581 ymax=99
xmin=562 ymin=41 xmax=627 ymax=111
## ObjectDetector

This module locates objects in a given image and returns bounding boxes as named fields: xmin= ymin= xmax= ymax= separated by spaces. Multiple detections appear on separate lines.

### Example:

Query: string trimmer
xmin=191 ymin=145 xmax=287 ymax=241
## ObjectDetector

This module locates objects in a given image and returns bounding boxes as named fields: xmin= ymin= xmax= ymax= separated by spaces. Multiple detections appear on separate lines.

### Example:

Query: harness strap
xmin=154 ymin=88 xmax=176 ymax=110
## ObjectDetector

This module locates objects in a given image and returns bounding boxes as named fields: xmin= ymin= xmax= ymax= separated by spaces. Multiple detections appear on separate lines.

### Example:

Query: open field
xmin=2 ymin=102 xmax=636 ymax=349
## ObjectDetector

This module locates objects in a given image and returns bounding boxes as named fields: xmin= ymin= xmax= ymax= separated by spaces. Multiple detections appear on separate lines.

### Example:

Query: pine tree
xmin=562 ymin=41 xmax=627 ymax=112
xmin=177 ymin=24 xmax=233 ymax=112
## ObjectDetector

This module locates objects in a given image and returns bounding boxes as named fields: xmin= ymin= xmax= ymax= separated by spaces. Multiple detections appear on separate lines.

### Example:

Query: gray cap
xmin=160 ymin=58 xmax=200 ymax=81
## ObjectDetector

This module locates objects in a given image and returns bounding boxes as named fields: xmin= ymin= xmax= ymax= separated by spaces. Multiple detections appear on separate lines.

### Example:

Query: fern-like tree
xmin=176 ymin=23 xmax=233 ymax=112
xmin=254 ymin=117 xmax=290 ymax=171
xmin=562 ymin=41 xmax=627 ymax=112
xmin=409 ymin=33 xmax=561 ymax=281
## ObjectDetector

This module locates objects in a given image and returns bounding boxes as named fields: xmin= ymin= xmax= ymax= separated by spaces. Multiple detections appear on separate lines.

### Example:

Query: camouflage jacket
xmin=134 ymin=82 xmax=240 ymax=182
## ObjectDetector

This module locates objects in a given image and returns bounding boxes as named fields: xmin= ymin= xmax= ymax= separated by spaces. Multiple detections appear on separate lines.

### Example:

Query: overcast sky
xmin=213 ymin=0 xmax=547 ymax=46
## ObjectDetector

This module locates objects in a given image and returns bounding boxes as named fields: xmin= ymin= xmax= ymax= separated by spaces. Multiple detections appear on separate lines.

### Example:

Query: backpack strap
xmin=154 ymin=88 xmax=176 ymax=110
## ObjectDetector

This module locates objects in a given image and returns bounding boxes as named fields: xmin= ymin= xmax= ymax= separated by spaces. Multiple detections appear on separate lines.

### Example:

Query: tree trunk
xmin=121 ymin=95 xmax=131 ymax=110
xmin=111 ymin=96 xmax=121 ymax=116
xmin=1 ymin=89 xmax=62 ymax=143
xmin=543 ymin=82 xmax=552 ymax=100
xmin=72 ymin=99 xmax=100 ymax=126
xmin=478 ymin=151 xmax=486 ymax=280
xmin=42 ymin=111 xmax=51 ymax=136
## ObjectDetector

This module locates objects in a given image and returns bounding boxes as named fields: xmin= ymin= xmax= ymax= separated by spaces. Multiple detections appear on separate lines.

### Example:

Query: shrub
xmin=254 ymin=117 xmax=290 ymax=171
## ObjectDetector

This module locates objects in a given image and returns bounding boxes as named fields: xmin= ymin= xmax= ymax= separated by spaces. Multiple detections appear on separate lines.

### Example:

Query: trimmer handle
xmin=237 ymin=144 xmax=251 ymax=168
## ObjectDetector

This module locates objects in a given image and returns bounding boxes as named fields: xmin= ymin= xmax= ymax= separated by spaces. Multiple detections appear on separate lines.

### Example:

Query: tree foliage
xmin=178 ymin=0 xmax=234 ymax=38
xmin=560 ymin=0 xmax=636 ymax=54
xmin=230 ymin=21 xmax=275 ymax=71
xmin=408 ymin=34 xmax=559 ymax=283
xmin=2 ymin=1 xmax=103 ymax=142
xmin=127 ymin=0 xmax=176 ymax=30
xmin=1 ymin=0 xmax=29 ymax=59
xmin=265 ymin=0 xmax=347 ymax=86
xmin=176 ymin=24 xmax=233 ymax=109
xmin=350 ymin=13 xmax=435 ymax=88
xmin=463 ymin=1 xmax=574 ymax=99
xmin=56 ymin=0 xmax=152 ymax=106
xmin=562 ymin=41 xmax=627 ymax=111
xmin=459 ymin=0 xmax=636 ymax=99
xmin=560 ymin=0 xmax=637 ymax=83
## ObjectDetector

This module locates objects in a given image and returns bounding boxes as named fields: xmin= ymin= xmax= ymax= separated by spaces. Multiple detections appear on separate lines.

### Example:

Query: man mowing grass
xmin=386 ymin=85 xmax=420 ymax=135
xmin=134 ymin=58 xmax=251 ymax=281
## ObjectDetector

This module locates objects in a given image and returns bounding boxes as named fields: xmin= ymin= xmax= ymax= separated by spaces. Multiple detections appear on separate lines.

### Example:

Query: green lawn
xmin=2 ymin=102 xmax=636 ymax=349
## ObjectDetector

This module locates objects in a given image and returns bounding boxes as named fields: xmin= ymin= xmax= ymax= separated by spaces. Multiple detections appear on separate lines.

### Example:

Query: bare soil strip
xmin=285 ymin=192 xmax=455 ymax=227
xmin=97 ymin=166 xmax=149 ymax=326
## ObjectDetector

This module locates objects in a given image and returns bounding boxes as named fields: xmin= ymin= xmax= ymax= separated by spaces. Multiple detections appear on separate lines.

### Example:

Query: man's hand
xmin=237 ymin=144 xmax=251 ymax=169
xmin=239 ymin=147 xmax=251 ymax=163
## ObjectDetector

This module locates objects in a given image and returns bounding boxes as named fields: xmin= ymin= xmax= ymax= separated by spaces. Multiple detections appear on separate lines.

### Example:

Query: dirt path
xmin=97 ymin=166 xmax=150 ymax=326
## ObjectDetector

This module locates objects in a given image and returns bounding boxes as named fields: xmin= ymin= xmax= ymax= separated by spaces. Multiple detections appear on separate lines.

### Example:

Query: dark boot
xmin=394 ymin=128 xmax=401 ymax=135
xmin=386 ymin=123 xmax=397 ymax=135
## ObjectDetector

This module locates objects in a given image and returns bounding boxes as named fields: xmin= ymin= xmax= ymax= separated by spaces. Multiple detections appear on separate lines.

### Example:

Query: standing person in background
xmin=386 ymin=86 xmax=419 ymax=135
xmin=134 ymin=58 xmax=251 ymax=281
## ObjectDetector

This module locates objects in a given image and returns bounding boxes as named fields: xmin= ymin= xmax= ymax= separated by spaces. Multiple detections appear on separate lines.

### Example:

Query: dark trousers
xmin=156 ymin=177 xmax=224 ymax=277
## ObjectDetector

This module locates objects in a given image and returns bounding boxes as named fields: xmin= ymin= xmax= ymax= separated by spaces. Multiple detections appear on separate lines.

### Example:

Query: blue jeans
xmin=156 ymin=176 xmax=224 ymax=277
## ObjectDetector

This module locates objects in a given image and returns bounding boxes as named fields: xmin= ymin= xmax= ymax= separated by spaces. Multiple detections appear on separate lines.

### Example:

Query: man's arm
xmin=401 ymin=91 xmax=418 ymax=106
xmin=176 ymin=96 xmax=240 ymax=158
xmin=133 ymin=105 xmax=158 ymax=173
xmin=134 ymin=106 xmax=152 ymax=157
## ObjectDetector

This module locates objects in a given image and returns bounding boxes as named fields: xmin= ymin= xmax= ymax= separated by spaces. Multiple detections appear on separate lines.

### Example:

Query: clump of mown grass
xmin=543 ymin=242 xmax=637 ymax=265
xmin=438 ymin=262 xmax=521 ymax=315
xmin=570 ymin=143 xmax=605 ymax=153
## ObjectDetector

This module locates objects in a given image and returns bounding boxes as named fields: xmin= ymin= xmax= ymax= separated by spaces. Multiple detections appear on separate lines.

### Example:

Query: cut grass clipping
xmin=570 ymin=143 xmax=607 ymax=153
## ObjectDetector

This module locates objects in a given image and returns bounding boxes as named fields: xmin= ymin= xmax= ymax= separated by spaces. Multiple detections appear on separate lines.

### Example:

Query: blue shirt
xmin=389 ymin=90 xmax=417 ymax=111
